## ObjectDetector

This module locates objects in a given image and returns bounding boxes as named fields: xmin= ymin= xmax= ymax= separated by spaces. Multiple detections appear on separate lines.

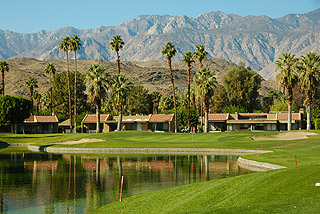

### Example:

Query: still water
xmin=0 ymin=153 xmax=252 ymax=213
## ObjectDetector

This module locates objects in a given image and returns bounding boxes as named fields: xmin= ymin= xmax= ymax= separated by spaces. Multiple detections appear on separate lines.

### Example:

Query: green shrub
xmin=314 ymin=118 xmax=320 ymax=130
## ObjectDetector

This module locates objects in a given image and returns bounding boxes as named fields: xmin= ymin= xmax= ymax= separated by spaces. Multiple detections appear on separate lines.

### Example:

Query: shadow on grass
xmin=0 ymin=142 xmax=9 ymax=148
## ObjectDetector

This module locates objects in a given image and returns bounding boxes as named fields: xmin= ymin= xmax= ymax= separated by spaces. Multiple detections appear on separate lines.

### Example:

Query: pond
xmin=0 ymin=152 xmax=252 ymax=213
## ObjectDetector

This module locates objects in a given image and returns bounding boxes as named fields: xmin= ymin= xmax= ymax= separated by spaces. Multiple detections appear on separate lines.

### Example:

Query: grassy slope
xmin=1 ymin=131 xmax=319 ymax=213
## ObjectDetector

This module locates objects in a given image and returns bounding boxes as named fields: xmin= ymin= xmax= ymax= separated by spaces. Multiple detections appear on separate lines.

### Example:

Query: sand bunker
xmin=252 ymin=132 xmax=317 ymax=141
xmin=54 ymin=138 xmax=105 ymax=145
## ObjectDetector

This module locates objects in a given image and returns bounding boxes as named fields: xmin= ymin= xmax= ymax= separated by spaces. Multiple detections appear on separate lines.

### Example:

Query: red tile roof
xmin=82 ymin=114 xmax=111 ymax=123
xmin=149 ymin=114 xmax=174 ymax=122
xmin=277 ymin=113 xmax=301 ymax=121
xmin=25 ymin=115 xmax=58 ymax=123
xmin=239 ymin=113 xmax=268 ymax=116
xmin=208 ymin=114 xmax=229 ymax=121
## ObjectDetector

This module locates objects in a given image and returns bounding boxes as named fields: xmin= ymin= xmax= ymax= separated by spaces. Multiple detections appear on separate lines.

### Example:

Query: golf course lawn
xmin=0 ymin=130 xmax=319 ymax=213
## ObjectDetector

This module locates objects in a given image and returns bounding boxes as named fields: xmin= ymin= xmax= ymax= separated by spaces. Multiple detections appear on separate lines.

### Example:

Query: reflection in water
xmin=0 ymin=153 xmax=252 ymax=213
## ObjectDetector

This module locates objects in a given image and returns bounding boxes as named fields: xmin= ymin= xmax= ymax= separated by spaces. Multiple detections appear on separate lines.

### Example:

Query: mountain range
xmin=0 ymin=9 xmax=320 ymax=80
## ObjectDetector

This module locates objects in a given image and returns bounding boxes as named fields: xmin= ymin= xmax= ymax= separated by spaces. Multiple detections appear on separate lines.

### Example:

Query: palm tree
xmin=110 ymin=74 xmax=133 ymax=131
xmin=86 ymin=64 xmax=110 ymax=133
xmin=182 ymin=51 xmax=195 ymax=131
xmin=275 ymin=53 xmax=298 ymax=131
xmin=33 ymin=90 xmax=41 ymax=115
xmin=162 ymin=42 xmax=178 ymax=132
xmin=151 ymin=91 xmax=161 ymax=114
xmin=193 ymin=44 xmax=208 ymax=69
xmin=0 ymin=61 xmax=9 ymax=95
xmin=44 ymin=62 xmax=56 ymax=115
xmin=25 ymin=76 xmax=38 ymax=115
xmin=194 ymin=67 xmax=217 ymax=133
xmin=71 ymin=34 xmax=82 ymax=133
xmin=59 ymin=36 xmax=73 ymax=132
xmin=193 ymin=45 xmax=208 ymax=131
xmin=109 ymin=35 xmax=125 ymax=74
xmin=298 ymin=52 xmax=320 ymax=130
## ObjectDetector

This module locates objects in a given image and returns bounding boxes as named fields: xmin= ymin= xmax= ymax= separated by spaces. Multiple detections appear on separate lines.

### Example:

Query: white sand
xmin=252 ymin=132 xmax=317 ymax=141
xmin=54 ymin=138 xmax=105 ymax=145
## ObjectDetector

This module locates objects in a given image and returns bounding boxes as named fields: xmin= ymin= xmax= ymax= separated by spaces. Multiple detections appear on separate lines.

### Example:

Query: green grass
xmin=0 ymin=131 xmax=320 ymax=213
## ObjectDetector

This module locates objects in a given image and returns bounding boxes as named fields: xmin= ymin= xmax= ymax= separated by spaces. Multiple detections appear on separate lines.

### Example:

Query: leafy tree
xmin=127 ymin=85 xmax=152 ymax=115
xmin=298 ymin=52 xmax=320 ymax=130
xmin=210 ymin=84 xmax=228 ymax=113
xmin=44 ymin=62 xmax=56 ymax=115
xmin=270 ymin=99 xmax=299 ymax=112
xmin=223 ymin=63 xmax=263 ymax=112
xmin=109 ymin=35 xmax=125 ymax=74
xmin=0 ymin=95 xmax=32 ymax=132
xmin=59 ymin=36 xmax=73 ymax=131
xmin=262 ymin=90 xmax=283 ymax=112
xmin=110 ymin=74 xmax=133 ymax=131
xmin=151 ymin=91 xmax=161 ymax=114
xmin=86 ymin=65 xmax=110 ymax=133
xmin=162 ymin=42 xmax=178 ymax=132
xmin=275 ymin=53 xmax=299 ymax=131
xmin=194 ymin=67 xmax=217 ymax=133
xmin=0 ymin=61 xmax=9 ymax=95
xmin=52 ymin=71 xmax=88 ymax=118
xmin=40 ymin=91 xmax=51 ymax=114
xmin=182 ymin=51 xmax=195 ymax=130
xmin=25 ymin=76 xmax=38 ymax=115
xmin=163 ymin=106 xmax=199 ymax=128
xmin=222 ymin=105 xmax=246 ymax=113
xmin=71 ymin=34 xmax=82 ymax=133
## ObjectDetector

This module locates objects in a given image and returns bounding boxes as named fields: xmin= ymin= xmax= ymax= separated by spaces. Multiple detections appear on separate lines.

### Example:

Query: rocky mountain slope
xmin=1 ymin=9 xmax=319 ymax=80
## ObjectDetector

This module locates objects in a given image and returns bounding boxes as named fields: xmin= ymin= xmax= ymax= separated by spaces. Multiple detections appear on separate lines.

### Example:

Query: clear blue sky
xmin=1 ymin=0 xmax=319 ymax=33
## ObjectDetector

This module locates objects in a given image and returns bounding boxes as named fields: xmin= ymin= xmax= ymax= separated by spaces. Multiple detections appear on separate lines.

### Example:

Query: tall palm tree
xmin=193 ymin=45 xmax=208 ymax=130
xmin=71 ymin=34 xmax=82 ymax=133
xmin=109 ymin=35 xmax=125 ymax=74
xmin=162 ymin=42 xmax=178 ymax=132
xmin=86 ymin=64 xmax=110 ymax=133
xmin=33 ymin=90 xmax=41 ymax=115
xmin=275 ymin=52 xmax=298 ymax=131
xmin=182 ymin=51 xmax=195 ymax=131
xmin=44 ymin=62 xmax=56 ymax=115
xmin=110 ymin=74 xmax=133 ymax=131
xmin=298 ymin=52 xmax=320 ymax=130
xmin=193 ymin=44 xmax=208 ymax=69
xmin=59 ymin=36 xmax=73 ymax=132
xmin=194 ymin=67 xmax=217 ymax=133
xmin=25 ymin=76 xmax=38 ymax=115
xmin=0 ymin=61 xmax=9 ymax=95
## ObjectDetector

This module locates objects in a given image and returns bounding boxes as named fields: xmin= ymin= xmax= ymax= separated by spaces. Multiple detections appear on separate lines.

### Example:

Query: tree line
xmin=0 ymin=35 xmax=320 ymax=132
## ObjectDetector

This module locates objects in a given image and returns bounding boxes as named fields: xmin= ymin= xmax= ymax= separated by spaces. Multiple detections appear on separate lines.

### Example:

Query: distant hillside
xmin=7 ymin=57 xmax=262 ymax=98
xmin=0 ymin=9 xmax=319 ymax=80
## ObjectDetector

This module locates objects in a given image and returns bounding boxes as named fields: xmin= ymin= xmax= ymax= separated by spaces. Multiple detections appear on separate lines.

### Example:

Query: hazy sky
xmin=1 ymin=0 xmax=319 ymax=33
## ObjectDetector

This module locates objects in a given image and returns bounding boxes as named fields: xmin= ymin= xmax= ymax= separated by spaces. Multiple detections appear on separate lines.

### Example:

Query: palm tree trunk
xmin=50 ymin=74 xmax=53 ymax=115
xmin=66 ymin=51 xmax=72 ymax=132
xmin=204 ymin=103 xmax=209 ymax=133
xmin=74 ymin=51 xmax=77 ymax=133
xmin=200 ymin=99 xmax=203 ymax=132
xmin=30 ymin=88 xmax=33 ymax=115
xmin=117 ymin=105 xmax=123 ymax=131
xmin=168 ymin=57 xmax=177 ymax=133
xmin=96 ymin=104 xmax=100 ymax=133
xmin=1 ymin=71 xmax=4 ymax=95
xmin=199 ymin=59 xmax=203 ymax=69
xmin=116 ymin=51 xmax=120 ymax=74
xmin=287 ymin=88 xmax=292 ymax=131
xmin=306 ymin=91 xmax=312 ymax=130
xmin=187 ymin=65 xmax=191 ymax=131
